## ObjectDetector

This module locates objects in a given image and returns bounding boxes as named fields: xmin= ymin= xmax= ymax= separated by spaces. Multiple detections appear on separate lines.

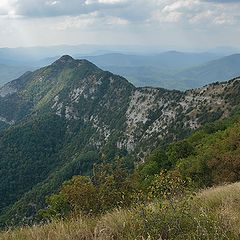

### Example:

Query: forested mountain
xmin=0 ymin=55 xmax=240 ymax=226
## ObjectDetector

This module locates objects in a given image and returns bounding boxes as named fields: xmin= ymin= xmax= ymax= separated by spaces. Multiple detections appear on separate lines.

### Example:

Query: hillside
xmin=0 ymin=55 xmax=240 ymax=226
xmin=1 ymin=182 xmax=239 ymax=239
xmin=2 ymin=113 xmax=240 ymax=238
xmin=1 ymin=55 xmax=239 ymax=152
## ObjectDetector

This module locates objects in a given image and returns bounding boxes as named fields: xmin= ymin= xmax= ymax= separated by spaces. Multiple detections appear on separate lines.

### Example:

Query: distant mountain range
xmin=0 ymin=56 xmax=240 ymax=225
xmin=83 ymin=53 xmax=240 ymax=90
xmin=0 ymin=64 xmax=34 ymax=86
xmin=176 ymin=54 xmax=240 ymax=88
xmin=81 ymin=51 xmax=220 ymax=69
xmin=1 ymin=47 xmax=240 ymax=90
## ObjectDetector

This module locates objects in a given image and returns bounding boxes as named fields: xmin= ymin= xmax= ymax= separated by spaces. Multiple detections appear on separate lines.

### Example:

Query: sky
xmin=0 ymin=0 xmax=240 ymax=50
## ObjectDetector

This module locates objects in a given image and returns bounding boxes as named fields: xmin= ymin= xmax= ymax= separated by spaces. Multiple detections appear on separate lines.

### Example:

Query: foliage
xmin=37 ymin=194 xmax=70 ymax=220
xmin=149 ymin=170 xmax=193 ymax=202
xmin=135 ymin=114 xmax=240 ymax=198
xmin=2 ymin=181 xmax=240 ymax=240
xmin=0 ymin=150 xmax=100 ymax=227
xmin=178 ymin=121 xmax=240 ymax=186
xmin=38 ymin=159 xmax=137 ymax=220
xmin=61 ymin=176 xmax=97 ymax=214
xmin=0 ymin=114 xmax=66 ymax=212
xmin=166 ymin=140 xmax=195 ymax=165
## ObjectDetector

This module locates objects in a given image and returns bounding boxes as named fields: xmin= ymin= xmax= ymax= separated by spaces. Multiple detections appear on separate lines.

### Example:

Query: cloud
xmin=0 ymin=0 xmax=239 ymax=30
xmin=14 ymin=0 xmax=93 ymax=17
xmin=0 ymin=0 xmax=131 ymax=18
xmin=151 ymin=0 xmax=240 ymax=27
xmin=0 ymin=0 xmax=239 ymax=28
xmin=86 ymin=0 xmax=127 ymax=4
xmin=52 ymin=12 xmax=129 ymax=31
xmin=202 ymin=0 xmax=240 ymax=3
xmin=0 ymin=0 xmax=240 ymax=48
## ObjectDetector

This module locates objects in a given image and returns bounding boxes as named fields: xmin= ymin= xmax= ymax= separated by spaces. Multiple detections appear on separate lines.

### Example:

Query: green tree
xmin=167 ymin=140 xmax=195 ymax=165
xmin=61 ymin=176 xmax=98 ymax=214
xmin=37 ymin=194 xmax=70 ymax=220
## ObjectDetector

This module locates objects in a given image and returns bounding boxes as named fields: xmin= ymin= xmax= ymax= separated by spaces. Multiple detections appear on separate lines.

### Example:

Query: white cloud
xmin=0 ymin=0 xmax=240 ymax=48
xmin=150 ymin=0 xmax=240 ymax=27
xmin=162 ymin=0 xmax=199 ymax=13
xmin=46 ymin=1 xmax=60 ymax=6
xmin=53 ymin=15 xmax=96 ymax=30
xmin=86 ymin=0 xmax=126 ymax=4
xmin=52 ymin=12 xmax=128 ymax=31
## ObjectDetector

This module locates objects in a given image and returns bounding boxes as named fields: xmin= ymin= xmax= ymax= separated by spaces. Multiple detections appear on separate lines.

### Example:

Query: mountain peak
xmin=52 ymin=55 xmax=99 ymax=71
xmin=54 ymin=55 xmax=74 ymax=64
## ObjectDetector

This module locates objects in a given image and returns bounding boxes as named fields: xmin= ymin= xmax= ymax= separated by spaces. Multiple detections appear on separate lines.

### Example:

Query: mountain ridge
xmin=0 ymin=55 xmax=239 ymax=152
xmin=0 ymin=55 xmax=240 ymax=225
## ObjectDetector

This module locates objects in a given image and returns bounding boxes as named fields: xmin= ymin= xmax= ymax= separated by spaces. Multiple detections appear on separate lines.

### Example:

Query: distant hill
xmin=1 ymin=45 xmax=240 ymax=90
xmin=2 ymin=49 xmax=237 ymax=90
xmin=0 ymin=64 xmax=33 ymax=86
xmin=80 ymin=52 xmax=221 ymax=89
xmin=176 ymin=53 xmax=240 ymax=89
xmin=81 ymin=51 xmax=220 ymax=69
xmin=80 ymin=52 xmax=240 ymax=90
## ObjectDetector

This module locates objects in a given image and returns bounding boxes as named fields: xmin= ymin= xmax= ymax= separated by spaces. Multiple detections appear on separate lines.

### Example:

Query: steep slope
xmin=0 ymin=55 xmax=240 ymax=226
xmin=1 ymin=182 xmax=240 ymax=240
xmin=0 ymin=55 xmax=135 ymax=224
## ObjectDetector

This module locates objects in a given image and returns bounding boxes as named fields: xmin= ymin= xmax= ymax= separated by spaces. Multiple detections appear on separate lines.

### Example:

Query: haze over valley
xmin=1 ymin=45 xmax=240 ymax=90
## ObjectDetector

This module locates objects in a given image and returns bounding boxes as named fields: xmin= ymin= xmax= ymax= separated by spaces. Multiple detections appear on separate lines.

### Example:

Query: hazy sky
xmin=0 ymin=0 xmax=240 ymax=50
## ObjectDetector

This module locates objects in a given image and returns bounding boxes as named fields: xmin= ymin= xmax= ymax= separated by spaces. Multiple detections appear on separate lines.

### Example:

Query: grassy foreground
xmin=1 ymin=182 xmax=240 ymax=240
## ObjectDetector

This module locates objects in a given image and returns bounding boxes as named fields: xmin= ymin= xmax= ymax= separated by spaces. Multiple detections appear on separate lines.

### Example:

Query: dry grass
xmin=95 ymin=209 xmax=137 ymax=240
xmin=198 ymin=182 xmax=240 ymax=206
xmin=1 ymin=182 xmax=240 ymax=240
xmin=197 ymin=182 xmax=240 ymax=236
xmin=0 ymin=212 xmax=137 ymax=240
xmin=0 ymin=217 xmax=96 ymax=240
